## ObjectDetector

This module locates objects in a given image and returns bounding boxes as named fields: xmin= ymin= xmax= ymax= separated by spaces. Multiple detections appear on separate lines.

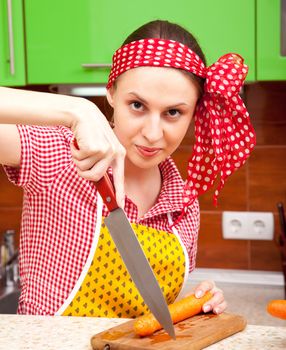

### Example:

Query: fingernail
xmin=203 ymin=304 xmax=211 ymax=313
xmin=195 ymin=290 xmax=203 ymax=298
xmin=214 ymin=307 xmax=220 ymax=314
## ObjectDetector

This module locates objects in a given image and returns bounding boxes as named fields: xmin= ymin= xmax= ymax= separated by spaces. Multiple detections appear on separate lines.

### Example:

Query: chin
xmin=128 ymin=154 xmax=164 ymax=169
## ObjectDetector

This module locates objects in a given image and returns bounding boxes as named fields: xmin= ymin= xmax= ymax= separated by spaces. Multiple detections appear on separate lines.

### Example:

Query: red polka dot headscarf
xmin=107 ymin=38 xmax=256 ymax=214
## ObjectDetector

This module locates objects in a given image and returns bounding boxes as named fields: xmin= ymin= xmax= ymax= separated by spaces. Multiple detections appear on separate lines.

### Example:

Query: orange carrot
xmin=267 ymin=300 xmax=286 ymax=320
xmin=133 ymin=291 xmax=213 ymax=337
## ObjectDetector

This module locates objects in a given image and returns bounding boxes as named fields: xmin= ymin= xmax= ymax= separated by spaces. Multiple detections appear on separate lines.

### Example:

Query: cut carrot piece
xmin=267 ymin=300 xmax=286 ymax=320
xmin=134 ymin=291 xmax=213 ymax=337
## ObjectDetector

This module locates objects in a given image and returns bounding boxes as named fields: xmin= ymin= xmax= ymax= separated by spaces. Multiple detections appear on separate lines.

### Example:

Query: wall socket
xmin=222 ymin=211 xmax=274 ymax=240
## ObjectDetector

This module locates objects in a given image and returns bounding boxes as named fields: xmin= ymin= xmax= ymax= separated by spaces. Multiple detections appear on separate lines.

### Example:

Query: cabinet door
xmin=257 ymin=0 xmax=286 ymax=80
xmin=25 ymin=0 xmax=255 ymax=84
xmin=0 ymin=0 xmax=25 ymax=86
xmin=24 ymin=0 xmax=103 ymax=84
xmin=93 ymin=0 xmax=255 ymax=81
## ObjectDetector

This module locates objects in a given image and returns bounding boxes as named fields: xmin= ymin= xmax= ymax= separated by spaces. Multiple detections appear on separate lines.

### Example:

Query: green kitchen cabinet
xmin=94 ymin=0 xmax=255 ymax=81
xmin=24 ymin=0 xmax=101 ymax=84
xmin=0 ymin=0 xmax=26 ymax=86
xmin=257 ymin=0 xmax=286 ymax=80
xmin=24 ymin=0 xmax=255 ymax=84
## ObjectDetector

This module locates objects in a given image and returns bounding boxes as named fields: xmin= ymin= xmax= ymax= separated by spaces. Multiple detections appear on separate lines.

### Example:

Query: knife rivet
xmin=106 ymin=196 xmax=111 ymax=203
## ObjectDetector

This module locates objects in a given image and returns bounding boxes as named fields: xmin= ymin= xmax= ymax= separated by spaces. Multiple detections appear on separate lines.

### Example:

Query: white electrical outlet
xmin=222 ymin=211 xmax=274 ymax=240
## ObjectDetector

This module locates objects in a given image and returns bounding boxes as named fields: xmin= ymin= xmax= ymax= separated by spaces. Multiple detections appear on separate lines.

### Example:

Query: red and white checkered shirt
xmin=3 ymin=125 xmax=200 ymax=315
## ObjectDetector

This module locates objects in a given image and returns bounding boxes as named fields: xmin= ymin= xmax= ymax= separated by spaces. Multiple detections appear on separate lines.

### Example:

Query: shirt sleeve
xmin=3 ymin=125 xmax=73 ymax=194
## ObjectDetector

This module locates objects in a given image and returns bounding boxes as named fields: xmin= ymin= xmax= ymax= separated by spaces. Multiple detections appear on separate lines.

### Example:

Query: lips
xmin=135 ymin=145 xmax=162 ymax=157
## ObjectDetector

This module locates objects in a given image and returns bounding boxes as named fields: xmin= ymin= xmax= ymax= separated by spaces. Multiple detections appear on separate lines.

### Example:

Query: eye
xmin=131 ymin=101 xmax=144 ymax=111
xmin=167 ymin=109 xmax=181 ymax=118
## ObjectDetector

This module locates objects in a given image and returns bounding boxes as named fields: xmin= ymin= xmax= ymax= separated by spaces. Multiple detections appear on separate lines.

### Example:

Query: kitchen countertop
xmin=0 ymin=314 xmax=285 ymax=350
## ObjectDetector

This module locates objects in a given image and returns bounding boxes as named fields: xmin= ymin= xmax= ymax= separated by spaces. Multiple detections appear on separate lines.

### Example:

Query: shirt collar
xmin=107 ymin=157 xmax=185 ymax=220
xmin=141 ymin=157 xmax=185 ymax=220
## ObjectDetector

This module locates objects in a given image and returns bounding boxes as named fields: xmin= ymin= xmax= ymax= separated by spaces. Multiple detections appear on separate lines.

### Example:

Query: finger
xmin=202 ymin=288 xmax=225 ymax=313
xmin=70 ymin=137 xmax=94 ymax=157
xmin=213 ymin=300 xmax=228 ymax=314
xmin=212 ymin=289 xmax=224 ymax=304
xmin=70 ymin=140 xmax=83 ymax=160
xmin=194 ymin=280 xmax=215 ymax=298
xmin=75 ymin=156 xmax=113 ymax=182
xmin=71 ymin=140 xmax=113 ymax=161
xmin=203 ymin=290 xmax=224 ymax=311
xmin=73 ymin=155 xmax=102 ymax=172
xmin=112 ymin=146 xmax=126 ymax=208
xmin=211 ymin=286 xmax=224 ymax=297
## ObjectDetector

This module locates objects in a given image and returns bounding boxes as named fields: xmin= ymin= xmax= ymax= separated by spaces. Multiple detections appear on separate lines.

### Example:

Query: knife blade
xmin=73 ymin=140 xmax=175 ymax=339
xmin=96 ymin=174 xmax=175 ymax=339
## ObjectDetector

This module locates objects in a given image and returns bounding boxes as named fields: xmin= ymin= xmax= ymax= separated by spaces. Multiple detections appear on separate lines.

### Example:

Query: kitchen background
xmin=0 ymin=1 xmax=286 ymax=277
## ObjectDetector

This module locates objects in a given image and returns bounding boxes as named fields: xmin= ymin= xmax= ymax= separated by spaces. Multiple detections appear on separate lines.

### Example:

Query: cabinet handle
xmin=6 ymin=0 xmax=15 ymax=75
xmin=282 ymin=0 xmax=286 ymax=56
xmin=81 ymin=63 xmax=112 ymax=68
xmin=7 ymin=0 xmax=15 ymax=75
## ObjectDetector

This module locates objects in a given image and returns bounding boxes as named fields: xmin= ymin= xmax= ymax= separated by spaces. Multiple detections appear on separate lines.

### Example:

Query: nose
xmin=141 ymin=114 xmax=163 ymax=143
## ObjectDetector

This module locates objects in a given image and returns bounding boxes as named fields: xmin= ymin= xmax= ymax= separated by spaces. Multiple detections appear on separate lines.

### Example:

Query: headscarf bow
xmin=183 ymin=53 xmax=255 ymax=208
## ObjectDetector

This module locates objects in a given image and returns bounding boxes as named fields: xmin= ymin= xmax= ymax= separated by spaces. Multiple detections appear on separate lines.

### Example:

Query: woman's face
xmin=107 ymin=66 xmax=200 ymax=170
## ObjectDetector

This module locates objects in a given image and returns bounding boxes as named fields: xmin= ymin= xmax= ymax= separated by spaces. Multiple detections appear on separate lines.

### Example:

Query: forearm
xmin=0 ymin=86 xmax=93 ymax=128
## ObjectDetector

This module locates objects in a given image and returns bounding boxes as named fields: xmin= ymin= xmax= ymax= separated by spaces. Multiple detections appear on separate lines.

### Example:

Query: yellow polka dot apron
xmin=56 ymin=194 xmax=189 ymax=318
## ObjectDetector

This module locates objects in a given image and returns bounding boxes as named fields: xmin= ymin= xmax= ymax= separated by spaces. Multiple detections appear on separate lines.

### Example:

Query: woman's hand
xmin=193 ymin=280 xmax=227 ymax=315
xmin=70 ymin=98 xmax=126 ymax=208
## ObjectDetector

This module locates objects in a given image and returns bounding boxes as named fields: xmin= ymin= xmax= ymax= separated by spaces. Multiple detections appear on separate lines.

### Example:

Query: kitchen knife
xmin=73 ymin=140 xmax=175 ymax=339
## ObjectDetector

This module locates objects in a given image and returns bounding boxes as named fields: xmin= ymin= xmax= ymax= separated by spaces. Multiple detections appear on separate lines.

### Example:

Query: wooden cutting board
xmin=91 ymin=312 xmax=247 ymax=350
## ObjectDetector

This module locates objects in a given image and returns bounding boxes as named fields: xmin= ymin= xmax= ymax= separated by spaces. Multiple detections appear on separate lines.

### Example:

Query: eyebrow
xmin=127 ymin=92 xmax=189 ymax=108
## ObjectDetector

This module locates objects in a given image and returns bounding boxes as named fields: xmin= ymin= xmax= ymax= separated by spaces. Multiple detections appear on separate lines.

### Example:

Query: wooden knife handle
xmin=73 ymin=139 xmax=118 ymax=212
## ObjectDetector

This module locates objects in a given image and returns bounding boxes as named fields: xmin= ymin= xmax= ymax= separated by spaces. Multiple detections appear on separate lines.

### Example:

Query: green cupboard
xmin=24 ymin=0 xmax=256 ymax=84
xmin=0 ymin=0 xmax=26 ymax=86
xmin=1 ymin=1 xmax=285 ymax=86
xmin=257 ymin=0 xmax=286 ymax=80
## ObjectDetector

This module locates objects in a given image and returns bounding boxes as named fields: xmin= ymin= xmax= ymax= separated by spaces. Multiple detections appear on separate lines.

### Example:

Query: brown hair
xmin=122 ymin=20 xmax=206 ymax=95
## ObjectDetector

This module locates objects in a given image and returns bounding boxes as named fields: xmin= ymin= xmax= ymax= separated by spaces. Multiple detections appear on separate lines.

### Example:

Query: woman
xmin=0 ymin=20 xmax=255 ymax=316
